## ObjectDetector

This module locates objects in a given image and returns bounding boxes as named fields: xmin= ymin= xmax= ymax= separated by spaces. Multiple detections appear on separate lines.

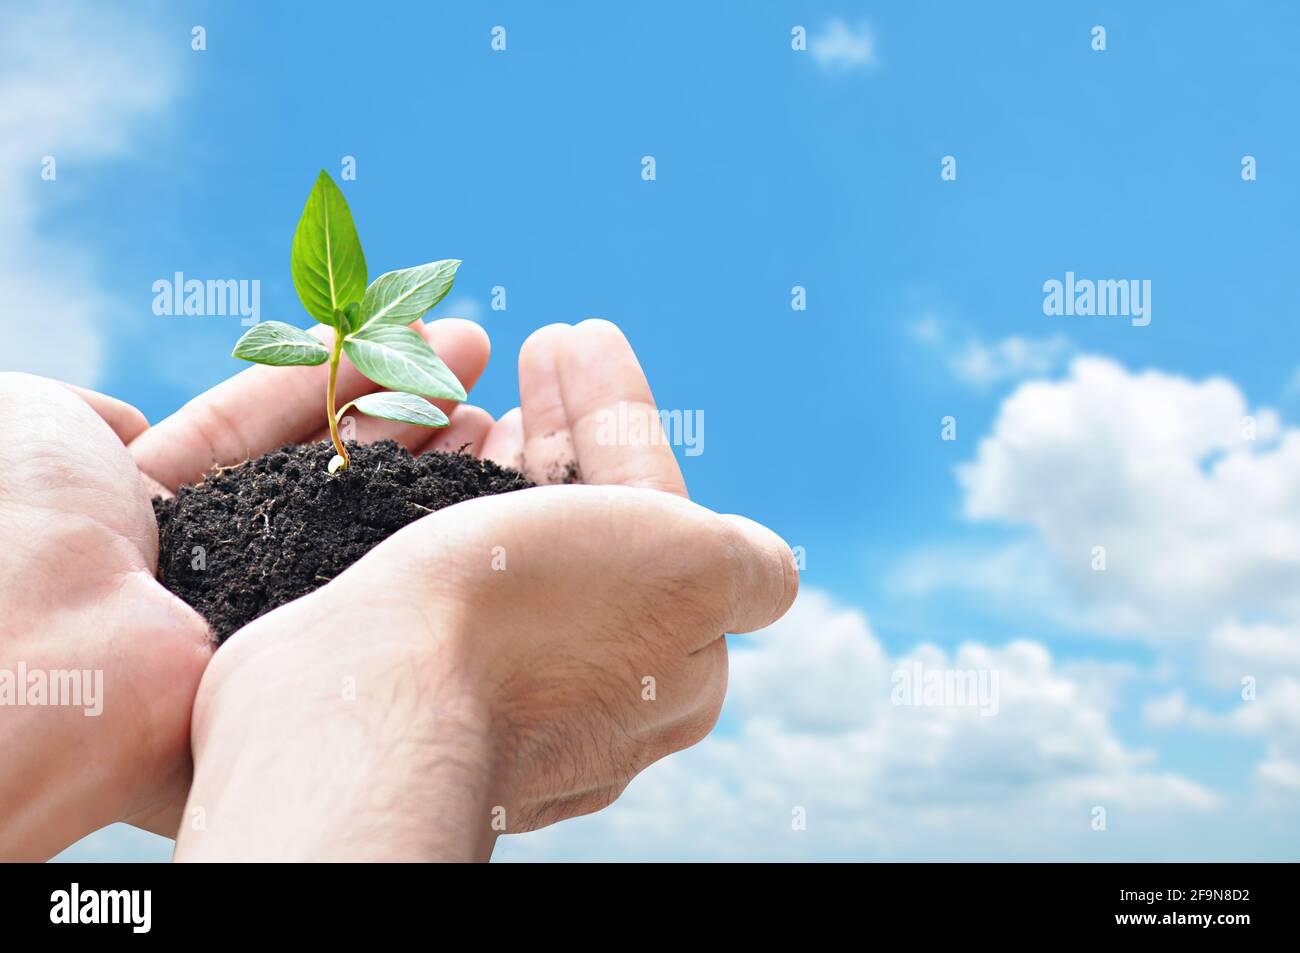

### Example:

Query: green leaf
xmin=343 ymin=302 xmax=361 ymax=332
xmin=354 ymin=259 xmax=460 ymax=331
xmin=291 ymin=170 xmax=367 ymax=327
xmin=343 ymin=324 xmax=467 ymax=401
xmin=340 ymin=391 xmax=450 ymax=428
xmin=231 ymin=321 xmax=330 ymax=366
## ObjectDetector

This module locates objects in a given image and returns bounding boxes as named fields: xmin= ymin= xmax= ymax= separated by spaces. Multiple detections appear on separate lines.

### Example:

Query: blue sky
xmin=9 ymin=1 xmax=1300 ymax=860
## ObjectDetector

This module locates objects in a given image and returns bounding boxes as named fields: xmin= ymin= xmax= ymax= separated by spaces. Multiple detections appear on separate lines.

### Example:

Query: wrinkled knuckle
xmin=767 ymin=538 xmax=799 ymax=623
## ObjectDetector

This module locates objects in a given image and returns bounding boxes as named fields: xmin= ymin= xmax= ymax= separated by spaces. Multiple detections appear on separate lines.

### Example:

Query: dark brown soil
xmin=153 ymin=440 xmax=532 ymax=642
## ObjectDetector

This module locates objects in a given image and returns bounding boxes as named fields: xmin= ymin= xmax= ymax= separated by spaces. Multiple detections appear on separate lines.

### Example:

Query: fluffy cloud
xmin=956 ymin=356 xmax=1295 ymax=634
xmin=909 ymin=315 xmax=1073 ymax=389
xmin=809 ymin=19 xmax=878 ymax=73
xmin=905 ymin=355 xmax=1300 ymax=796
xmin=496 ymin=588 xmax=1215 ymax=861
xmin=1149 ymin=619 xmax=1300 ymax=791
xmin=1206 ymin=619 xmax=1300 ymax=684
xmin=0 ymin=2 xmax=180 ymax=385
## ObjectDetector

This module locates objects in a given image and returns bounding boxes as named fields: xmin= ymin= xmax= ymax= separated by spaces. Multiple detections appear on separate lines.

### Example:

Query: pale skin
xmin=0 ymin=319 xmax=797 ymax=861
xmin=0 ymin=318 xmax=492 ymax=859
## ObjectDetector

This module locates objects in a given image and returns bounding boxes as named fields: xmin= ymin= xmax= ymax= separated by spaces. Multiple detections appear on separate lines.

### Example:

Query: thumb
xmin=713 ymin=513 xmax=800 ymax=636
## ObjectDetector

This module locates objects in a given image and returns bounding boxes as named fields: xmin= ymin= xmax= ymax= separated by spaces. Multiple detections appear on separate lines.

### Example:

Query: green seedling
xmin=232 ymin=170 xmax=465 ymax=473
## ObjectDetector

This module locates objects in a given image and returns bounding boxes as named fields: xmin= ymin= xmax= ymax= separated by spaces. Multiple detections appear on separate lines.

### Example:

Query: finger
xmin=555 ymin=319 xmax=687 ymax=497
xmin=59 ymin=383 xmax=149 ymax=445
xmin=0 ymin=374 xmax=159 ymax=542
xmin=710 ymin=513 xmax=800 ymax=635
xmin=132 ymin=319 xmax=490 ymax=491
xmin=414 ymin=404 xmax=495 ymax=456
xmin=48 ymin=381 xmax=171 ymax=499
xmin=518 ymin=323 xmax=581 ymax=485
xmin=135 ymin=322 xmax=339 ymax=487
xmin=410 ymin=482 xmax=793 ymax=639
xmin=479 ymin=407 xmax=524 ymax=471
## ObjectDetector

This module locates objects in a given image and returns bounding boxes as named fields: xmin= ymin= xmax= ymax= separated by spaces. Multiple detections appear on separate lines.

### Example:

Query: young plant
xmin=231 ymin=170 xmax=465 ymax=473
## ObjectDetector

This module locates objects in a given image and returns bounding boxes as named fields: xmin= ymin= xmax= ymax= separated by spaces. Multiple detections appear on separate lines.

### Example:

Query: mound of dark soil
xmin=153 ymin=440 xmax=532 ymax=642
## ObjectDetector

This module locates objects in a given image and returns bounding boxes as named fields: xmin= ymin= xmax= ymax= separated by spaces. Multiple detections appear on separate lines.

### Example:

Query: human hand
xmin=0 ymin=318 xmax=492 ymax=860
xmin=0 ymin=373 xmax=210 ymax=860
xmin=174 ymin=484 xmax=797 ymax=861
xmin=173 ymin=320 xmax=797 ymax=861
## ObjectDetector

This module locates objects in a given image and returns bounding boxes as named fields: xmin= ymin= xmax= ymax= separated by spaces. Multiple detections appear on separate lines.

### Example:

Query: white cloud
xmin=907 ymin=314 xmax=1073 ymax=389
xmin=0 ymin=2 xmax=181 ymax=385
xmin=1206 ymin=619 xmax=1300 ymax=684
xmin=1142 ymin=690 xmax=1189 ymax=727
xmin=950 ymin=333 xmax=1073 ymax=388
xmin=1143 ymin=672 xmax=1300 ymax=795
xmin=1180 ymin=620 xmax=1300 ymax=791
xmin=956 ymin=356 xmax=1294 ymax=634
xmin=1257 ymin=754 xmax=1300 ymax=792
xmin=900 ymin=354 xmax=1300 ymax=797
xmin=496 ymin=588 xmax=1215 ymax=861
xmin=891 ymin=538 xmax=1078 ymax=629
xmin=809 ymin=19 xmax=878 ymax=73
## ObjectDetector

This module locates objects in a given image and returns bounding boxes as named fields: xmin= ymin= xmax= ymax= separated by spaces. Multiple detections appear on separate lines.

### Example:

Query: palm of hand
xmin=0 ymin=374 xmax=209 ymax=859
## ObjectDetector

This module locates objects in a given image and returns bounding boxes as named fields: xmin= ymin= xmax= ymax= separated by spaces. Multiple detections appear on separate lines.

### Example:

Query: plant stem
xmin=326 ymin=326 xmax=349 ymax=470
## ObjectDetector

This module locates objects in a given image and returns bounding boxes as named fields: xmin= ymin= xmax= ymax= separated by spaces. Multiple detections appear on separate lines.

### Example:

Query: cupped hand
xmin=0 ymin=318 xmax=492 ymax=859
xmin=174 ymin=319 xmax=798 ymax=861
xmin=175 ymin=484 xmax=797 ymax=861
xmin=0 ymin=373 xmax=209 ymax=860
